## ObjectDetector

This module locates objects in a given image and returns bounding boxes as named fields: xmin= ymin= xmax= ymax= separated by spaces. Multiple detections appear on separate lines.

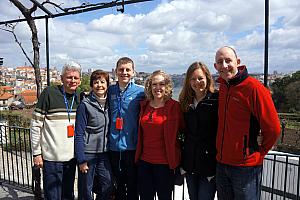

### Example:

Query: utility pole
xmin=264 ymin=0 xmax=269 ymax=87
xmin=0 ymin=57 xmax=3 ymax=66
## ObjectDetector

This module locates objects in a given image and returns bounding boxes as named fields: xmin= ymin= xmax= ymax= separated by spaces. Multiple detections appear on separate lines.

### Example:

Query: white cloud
xmin=235 ymin=31 xmax=264 ymax=50
xmin=270 ymin=28 xmax=300 ymax=49
xmin=0 ymin=0 xmax=299 ymax=74
xmin=89 ymin=14 xmax=143 ymax=34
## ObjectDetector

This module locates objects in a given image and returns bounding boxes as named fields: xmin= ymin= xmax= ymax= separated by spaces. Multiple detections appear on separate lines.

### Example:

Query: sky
xmin=0 ymin=0 xmax=299 ymax=74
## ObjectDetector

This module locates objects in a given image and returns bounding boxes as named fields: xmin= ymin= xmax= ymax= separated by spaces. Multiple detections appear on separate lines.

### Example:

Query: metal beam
xmin=264 ymin=0 xmax=269 ymax=87
xmin=29 ymin=0 xmax=53 ymax=16
xmin=0 ymin=0 xmax=153 ymax=25
xmin=45 ymin=17 xmax=50 ymax=86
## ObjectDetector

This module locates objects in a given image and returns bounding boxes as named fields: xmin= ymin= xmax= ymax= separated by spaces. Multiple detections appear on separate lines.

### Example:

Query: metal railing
xmin=0 ymin=124 xmax=33 ymax=193
xmin=0 ymin=123 xmax=299 ymax=200
xmin=261 ymin=151 xmax=300 ymax=200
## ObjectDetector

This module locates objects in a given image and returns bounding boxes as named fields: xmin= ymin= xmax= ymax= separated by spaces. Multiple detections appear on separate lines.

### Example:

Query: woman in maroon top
xmin=135 ymin=70 xmax=184 ymax=200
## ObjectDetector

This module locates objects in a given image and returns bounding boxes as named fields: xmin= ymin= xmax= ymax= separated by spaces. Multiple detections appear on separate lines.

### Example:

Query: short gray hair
xmin=61 ymin=61 xmax=81 ymax=75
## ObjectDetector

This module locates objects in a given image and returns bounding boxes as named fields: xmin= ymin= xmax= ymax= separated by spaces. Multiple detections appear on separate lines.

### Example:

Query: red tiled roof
xmin=20 ymin=90 xmax=37 ymax=105
xmin=16 ymin=66 xmax=34 ymax=70
xmin=0 ymin=92 xmax=13 ymax=100
xmin=0 ymin=86 xmax=14 ymax=91
xmin=23 ymin=95 xmax=37 ymax=105
xmin=21 ymin=90 xmax=37 ymax=96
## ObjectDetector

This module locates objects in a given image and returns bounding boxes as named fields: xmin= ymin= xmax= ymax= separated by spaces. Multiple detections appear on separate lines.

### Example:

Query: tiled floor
xmin=0 ymin=184 xmax=34 ymax=200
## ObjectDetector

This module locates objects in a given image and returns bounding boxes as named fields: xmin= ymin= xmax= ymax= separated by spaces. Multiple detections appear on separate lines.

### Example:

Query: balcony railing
xmin=0 ymin=124 xmax=299 ymax=199
xmin=0 ymin=125 xmax=33 ymax=193
xmin=262 ymin=152 xmax=300 ymax=200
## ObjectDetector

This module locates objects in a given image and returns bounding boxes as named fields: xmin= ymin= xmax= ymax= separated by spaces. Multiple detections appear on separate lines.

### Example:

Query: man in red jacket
xmin=214 ymin=46 xmax=281 ymax=200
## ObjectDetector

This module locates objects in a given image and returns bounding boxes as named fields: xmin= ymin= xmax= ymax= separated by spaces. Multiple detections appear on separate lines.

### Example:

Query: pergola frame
xmin=0 ymin=0 xmax=152 ymax=86
xmin=0 ymin=0 xmax=152 ymax=24
xmin=0 ymin=0 xmax=270 ymax=87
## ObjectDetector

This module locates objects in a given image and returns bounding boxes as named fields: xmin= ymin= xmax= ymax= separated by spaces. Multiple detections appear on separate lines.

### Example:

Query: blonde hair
xmin=144 ymin=70 xmax=173 ymax=101
xmin=179 ymin=62 xmax=215 ymax=112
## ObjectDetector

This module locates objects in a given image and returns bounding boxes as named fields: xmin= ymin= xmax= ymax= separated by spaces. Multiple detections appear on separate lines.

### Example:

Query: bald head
xmin=214 ymin=46 xmax=240 ymax=81
xmin=215 ymin=46 xmax=237 ymax=62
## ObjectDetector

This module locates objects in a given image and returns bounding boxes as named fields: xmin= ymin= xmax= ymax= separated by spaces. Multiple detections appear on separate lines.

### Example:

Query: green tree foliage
xmin=282 ymin=81 xmax=300 ymax=113
xmin=50 ymin=81 xmax=60 ymax=87
xmin=78 ymin=74 xmax=91 ymax=93
xmin=271 ymin=71 xmax=300 ymax=113
xmin=0 ymin=111 xmax=31 ymax=152
xmin=0 ymin=111 xmax=31 ymax=127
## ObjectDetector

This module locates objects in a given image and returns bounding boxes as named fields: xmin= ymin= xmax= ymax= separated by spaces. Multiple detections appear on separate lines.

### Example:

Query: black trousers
xmin=138 ymin=160 xmax=174 ymax=200
xmin=109 ymin=150 xmax=138 ymax=200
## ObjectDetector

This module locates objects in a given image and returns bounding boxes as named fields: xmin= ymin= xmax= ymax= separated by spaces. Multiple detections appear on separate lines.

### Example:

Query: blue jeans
xmin=186 ymin=173 xmax=216 ymax=200
xmin=138 ymin=160 xmax=174 ymax=200
xmin=43 ymin=158 xmax=76 ymax=200
xmin=78 ymin=153 xmax=113 ymax=200
xmin=109 ymin=150 xmax=138 ymax=200
xmin=216 ymin=162 xmax=262 ymax=200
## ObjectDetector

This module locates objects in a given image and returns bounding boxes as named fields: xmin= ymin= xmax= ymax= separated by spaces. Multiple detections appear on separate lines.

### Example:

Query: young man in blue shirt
xmin=108 ymin=57 xmax=144 ymax=200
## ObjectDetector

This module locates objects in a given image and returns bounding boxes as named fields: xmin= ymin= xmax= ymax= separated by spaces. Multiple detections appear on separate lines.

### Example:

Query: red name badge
xmin=116 ymin=117 xmax=123 ymax=130
xmin=67 ymin=124 xmax=75 ymax=137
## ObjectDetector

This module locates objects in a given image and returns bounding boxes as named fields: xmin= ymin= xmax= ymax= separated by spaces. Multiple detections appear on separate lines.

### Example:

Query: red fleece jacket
xmin=216 ymin=66 xmax=281 ymax=166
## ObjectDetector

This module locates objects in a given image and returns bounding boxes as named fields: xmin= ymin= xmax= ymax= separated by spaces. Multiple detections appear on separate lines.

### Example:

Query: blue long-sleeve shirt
xmin=108 ymin=82 xmax=144 ymax=151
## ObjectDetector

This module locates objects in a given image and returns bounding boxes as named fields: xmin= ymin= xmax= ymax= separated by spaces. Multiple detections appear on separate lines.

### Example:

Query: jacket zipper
xmin=220 ymin=84 xmax=230 ymax=161
xmin=103 ymin=109 xmax=107 ymax=152
xmin=243 ymin=135 xmax=248 ymax=159
xmin=94 ymin=98 xmax=107 ymax=152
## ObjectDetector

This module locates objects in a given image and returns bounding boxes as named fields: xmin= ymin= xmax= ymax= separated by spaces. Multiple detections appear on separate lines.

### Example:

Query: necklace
xmin=148 ymin=108 xmax=154 ymax=122
xmin=148 ymin=100 xmax=164 ymax=121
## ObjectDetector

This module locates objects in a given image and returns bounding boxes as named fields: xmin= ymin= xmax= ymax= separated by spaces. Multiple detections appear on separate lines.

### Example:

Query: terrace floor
xmin=0 ymin=179 xmax=218 ymax=200
xmin=0 ymin=183 xmax=34 ymax=200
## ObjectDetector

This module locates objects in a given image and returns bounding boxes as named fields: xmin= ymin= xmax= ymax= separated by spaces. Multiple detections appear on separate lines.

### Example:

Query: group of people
xmin=30 ymin=46 xmax=281 ymax=200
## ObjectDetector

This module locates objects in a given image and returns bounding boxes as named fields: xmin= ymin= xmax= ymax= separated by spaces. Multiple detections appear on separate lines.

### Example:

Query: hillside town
xmin=0 ymin=65 xmax=288 ymax=111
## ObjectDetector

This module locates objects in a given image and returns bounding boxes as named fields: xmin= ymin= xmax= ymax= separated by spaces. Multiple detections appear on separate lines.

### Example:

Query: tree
xmin=282 ymin=81 xmax=300 ymax=113
xmin=77 ymin=74 xmax=91 ymax=93
xmin=8 ymin=0 xmax=42 ymax=97
xmin=271 ymin=70 xmax=300 ymax=113
xmin=9 ymin=0 xmax=42 ymax=97
xmin=1 ymin=0 xmax=152 ymax=98
xmin=271 ymin=77 xmax=286 ymax=110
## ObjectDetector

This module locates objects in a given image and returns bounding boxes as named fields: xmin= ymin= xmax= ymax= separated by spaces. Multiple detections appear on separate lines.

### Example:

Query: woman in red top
xmin=135 ymin=70 xmax=184 ymax=200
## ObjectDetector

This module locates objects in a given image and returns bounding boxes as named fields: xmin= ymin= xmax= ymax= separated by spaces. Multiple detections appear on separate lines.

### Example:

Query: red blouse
xmin=140 ymin=105 xmax=168 ymax=164
xmin=135 ymin=99 xmax=185 ymax=169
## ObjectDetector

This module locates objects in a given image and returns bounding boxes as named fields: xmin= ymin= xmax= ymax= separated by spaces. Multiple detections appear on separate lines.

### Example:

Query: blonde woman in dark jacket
xmin=179 ymin=62 xmax=218 ymax=200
